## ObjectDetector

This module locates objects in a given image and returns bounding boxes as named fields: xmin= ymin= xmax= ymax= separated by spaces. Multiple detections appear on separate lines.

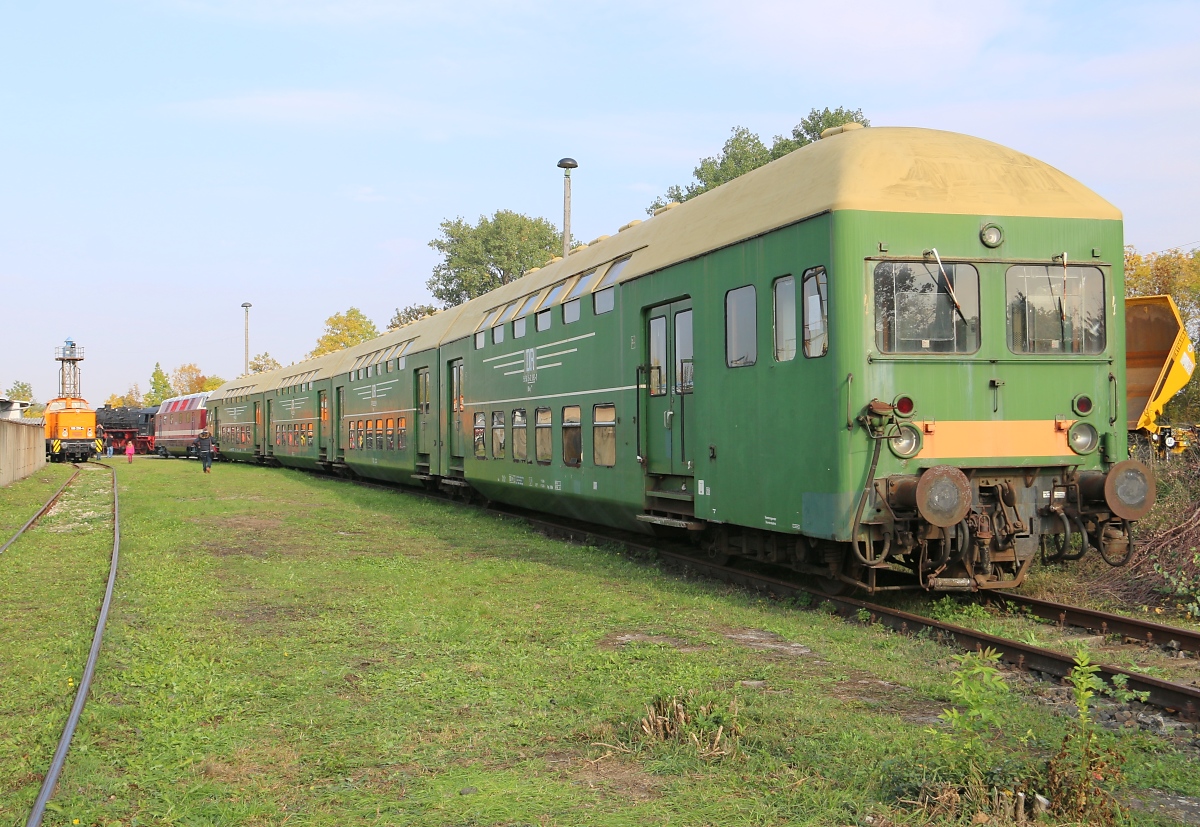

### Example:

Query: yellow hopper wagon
xmin=1126 ymin=295 xmax=1196 ymax=455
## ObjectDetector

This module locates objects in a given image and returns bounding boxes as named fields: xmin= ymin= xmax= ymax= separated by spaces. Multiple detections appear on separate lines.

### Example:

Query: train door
xmin=318 ymin=390 xmax=329 ymax=457
xmin=253 ymin=402 xmax=261 ymax=453
xmin=642 ymin=299 xmax=694 ymax=477
xmin=448 ymin=359 xmax=465 ymax=471
xmin=264 ymin=399 xmax=274 ymax=456
xmin=416 ymin=368 xmax=432 ymax=462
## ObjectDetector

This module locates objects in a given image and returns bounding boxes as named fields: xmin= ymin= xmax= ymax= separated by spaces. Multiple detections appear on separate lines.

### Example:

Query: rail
xmin=983 ymin=591 xmax=1200 ymax=654
xmin=1 ymin=466 xmax=81 ymax=555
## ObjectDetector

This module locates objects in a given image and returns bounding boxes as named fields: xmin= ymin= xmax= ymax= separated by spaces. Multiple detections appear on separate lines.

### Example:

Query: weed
xmin=855 ymin=608 xmax=872 ymax=623
xmin=936 ymin=647 xmax=1010 ymax=757
xmin=1046 ymin=650 xmax=1127 ymax=825
xmin=1153 ymin=550 xmax=1200 ymax=617
xmin=636 ymin=690 xmax=742 ymax=759
xmin=1103 ymin=673 xmax=1151 ymax=705
xmin=789 ymin=591 xmax=813 ymax=609
xmin=929 ymin=596 xmax=990 ymax=623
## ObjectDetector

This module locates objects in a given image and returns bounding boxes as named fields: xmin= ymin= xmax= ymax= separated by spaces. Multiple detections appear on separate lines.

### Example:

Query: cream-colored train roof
xmin=436 ymin=126 xmax=1120 ymax=344
xmin=213 ymin=126 xmax=1120 ymax=398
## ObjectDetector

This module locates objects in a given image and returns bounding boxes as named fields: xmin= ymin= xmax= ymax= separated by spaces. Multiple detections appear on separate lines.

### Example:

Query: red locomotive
xmin=154 ymin=392 xmax=216 ymax=459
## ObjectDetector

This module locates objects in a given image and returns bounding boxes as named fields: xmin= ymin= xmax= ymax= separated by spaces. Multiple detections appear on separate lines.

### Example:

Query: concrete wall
xmin=1 ymin=419 xmax=46 ymax=487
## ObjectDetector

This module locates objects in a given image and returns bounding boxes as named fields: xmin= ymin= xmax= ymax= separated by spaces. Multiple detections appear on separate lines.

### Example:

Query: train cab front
xmin=850 ymin=249 xmax=1145 ymax=593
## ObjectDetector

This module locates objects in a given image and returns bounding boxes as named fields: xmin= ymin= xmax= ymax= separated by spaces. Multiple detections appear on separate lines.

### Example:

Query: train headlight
xmin=1068 ymin=422 xmax=1099 ymax=454
xmin=980 ymin=224 xmax=1004 ymax=248
xmin=889 ymin=423 xmax=922 ymax=458
xmin=1103 ymin=459 xmax=1155 ymax=520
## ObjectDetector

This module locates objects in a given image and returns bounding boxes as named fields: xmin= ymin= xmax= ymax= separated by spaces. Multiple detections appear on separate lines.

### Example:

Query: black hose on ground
xmin=26 ymin=465 xmax=120 ymax=827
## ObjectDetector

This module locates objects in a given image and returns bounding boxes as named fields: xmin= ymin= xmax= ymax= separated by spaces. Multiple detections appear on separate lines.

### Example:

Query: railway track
xmin=0 ymin=465 xmax=82 ymax=555
xmin=509 ymin=510 xmax=1200 ymax=721
xmin=981 ymin=591 xmax=1200 ymax=655
xmin=270 ymin=468 xmax=1200 ymax=721
xmin=4 ymin=462 xmax=123 ymax=827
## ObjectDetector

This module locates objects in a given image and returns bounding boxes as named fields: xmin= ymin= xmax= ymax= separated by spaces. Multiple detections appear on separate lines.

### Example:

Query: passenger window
xmin=802 ymin=266 xmax=829 ymax=358
xmin=357 ymin=420 xmax=365 ymax=450
xmin=593 ymin=404 xmax=616 ymax=466
xmin=308 ymin=422 xmax=314 ymax=445
xmin=564 ymin=271 xmax=593 ymax=324
xmin=492 ymin=325 xmax=505 ymax=344
xmin=562 ymin=406 xmax=581 ymax=467
xmin=514 ymin=317 xmax=527 ymax=338
xmin=1006 ymin=265 xmax=1105 ymax=354
xmin=542 ymin=282 xmax=567 ymax=308
xmin=492 ymin=411 xmax=506 ymax=459
xmin=675 ymin=309 xmax=693 ymax=393
xmin=397 ymin=415 xmax=407 ymax=450
xmin=475 ymin=331 xmax=486 ymax=349
xmin=648 ymin=316 xmax=667 ymax=396
xmin=774 ymin=275 xmax=797 ymax=361
xmin=874 ymin=260 xmax=980 ymax=353
xmin=726 ymin=285 xmax=757 ymax=367
xmin=473 ymin=412 xmax=486 ymax=458
xmin=594 ymin=288 xmax=614 ymax=314
xmin=536 ymin=309 xmax=551 ymax=332
xmin=512 ymin=408 xmax=527 ymax=461
xmin=567 ymin=271 xmax=595 ymax=301
xmin=535 ymin=407 xmax=552 ymax=464
xmin=386 ymin=418 xmax=394 ymax=450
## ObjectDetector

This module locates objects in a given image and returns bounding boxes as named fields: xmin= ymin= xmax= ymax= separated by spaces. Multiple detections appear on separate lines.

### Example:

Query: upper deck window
xmin=1006 ymin=265 xmax=1106 ymax=354
xmin=874 ymin=261 xmax=980 ymax=354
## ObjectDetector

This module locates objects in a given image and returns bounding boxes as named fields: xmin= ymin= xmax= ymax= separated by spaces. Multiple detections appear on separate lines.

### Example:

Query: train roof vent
xmin=652 ymin=202 xmax=680 ymax=216
xmin=618 ymin=219 xmax=642 ymax=232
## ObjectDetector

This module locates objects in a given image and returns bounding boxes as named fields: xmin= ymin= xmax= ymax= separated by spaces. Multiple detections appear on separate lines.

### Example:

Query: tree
xmin=4 ymin=380 xmax=33 ymax=401
xmin=387 ymin=304 xmax=439 ymax=331
xmin=249 ymin=352 xmax=281 ymax=374
xmin=309 ymin=307 xmax=380 ymax=358
xmin=648 ymin=107 xmax=869 ymax=212
xmin=146 ymin=362 xmax=174 ymax=405
xmin=201 ymin=376 xmax=225 ymax=392
xmin=103 ymin=384 xmax=144 ymax=408
xmin=4 ymin=380 xmax=43 ymax=418
xmin=172 ymin=364 xmax=206 ymax=395
xmin=427 ymin=210 xmax=561 ymax=307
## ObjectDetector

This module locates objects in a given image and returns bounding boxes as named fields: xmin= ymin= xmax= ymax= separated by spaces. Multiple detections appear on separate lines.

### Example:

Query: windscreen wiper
xmin=924 ymin=248 xmax=967 ymax=324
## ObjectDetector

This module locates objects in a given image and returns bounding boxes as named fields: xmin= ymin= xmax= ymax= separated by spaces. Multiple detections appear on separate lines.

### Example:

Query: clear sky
xmin=2 ymin=1 xmax=1197 ymax=404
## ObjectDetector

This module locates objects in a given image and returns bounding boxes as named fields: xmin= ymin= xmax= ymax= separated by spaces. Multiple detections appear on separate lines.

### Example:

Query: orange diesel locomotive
xmin=44 ymin=339 xmax=101 ymax=462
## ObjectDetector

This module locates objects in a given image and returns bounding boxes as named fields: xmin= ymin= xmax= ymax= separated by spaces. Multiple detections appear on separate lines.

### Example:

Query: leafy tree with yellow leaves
xmin=309 ymin=307 xmax=380 ymax=358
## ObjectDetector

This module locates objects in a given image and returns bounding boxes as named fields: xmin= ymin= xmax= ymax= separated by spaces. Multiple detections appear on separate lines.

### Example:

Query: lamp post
xmin=241 ymin=302 xmax=252 ymax=375
xmin=557 ymin=158 xmax=577 ymax=258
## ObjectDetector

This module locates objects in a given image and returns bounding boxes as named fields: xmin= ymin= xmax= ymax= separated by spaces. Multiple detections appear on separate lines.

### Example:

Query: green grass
xmin=1 ymin=458 xmax=1196 ymax=826
xmin=0 ymin=462 xmax=74 ymax=540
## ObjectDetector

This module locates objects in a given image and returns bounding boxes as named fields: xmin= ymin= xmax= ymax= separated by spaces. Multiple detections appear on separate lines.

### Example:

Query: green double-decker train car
xmin=208 ymin=125 xmax=1153 ymax=594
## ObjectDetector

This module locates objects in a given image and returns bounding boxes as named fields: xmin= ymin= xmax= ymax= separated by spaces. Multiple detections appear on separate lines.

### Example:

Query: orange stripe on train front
xmin=918 ymin=420 xmax=1074 ymax=459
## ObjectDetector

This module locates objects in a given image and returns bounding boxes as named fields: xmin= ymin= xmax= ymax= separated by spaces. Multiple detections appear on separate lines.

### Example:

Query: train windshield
xmin=873 ymin=261 xmax=980 ymax=353
xmin=1006 ymin=265 xmax=1106 ymax=354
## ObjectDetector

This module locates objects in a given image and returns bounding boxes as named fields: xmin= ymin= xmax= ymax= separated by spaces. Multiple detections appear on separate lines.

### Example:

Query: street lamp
xmin=557 ymin=157 xmax=577 ymax=259
xmin=241 ymin=302 xmax=252 ymax=375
